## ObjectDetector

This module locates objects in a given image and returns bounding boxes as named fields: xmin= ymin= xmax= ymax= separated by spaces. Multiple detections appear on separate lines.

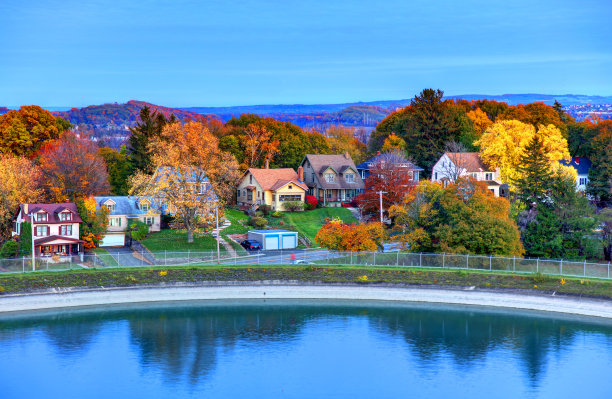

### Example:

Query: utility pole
xmin=30 ymin=213 xmax=35 ymax=271
xmin=378 ymin=191 xmax=386 ymax=223
xmin=215 ymin=206 xmax=220 ymax=264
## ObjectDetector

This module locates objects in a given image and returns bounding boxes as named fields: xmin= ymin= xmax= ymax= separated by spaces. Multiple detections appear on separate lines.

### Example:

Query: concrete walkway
xmin=213 ymin=219 xmax=237 ymax=257
xmin=1 ymin=284 xmax=612 ymax=319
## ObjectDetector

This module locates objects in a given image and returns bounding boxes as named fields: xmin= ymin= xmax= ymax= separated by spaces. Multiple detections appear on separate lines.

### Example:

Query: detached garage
xmin=248 ymin=230 xmax=298 ymax=250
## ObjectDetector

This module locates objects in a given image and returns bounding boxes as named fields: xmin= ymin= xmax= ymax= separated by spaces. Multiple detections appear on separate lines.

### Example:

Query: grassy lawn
xmin=140 ymin=229 xmax=227 ymax=256
xmin=276 ymin=207 xmax=357 ymax=244
xmin=221 ymin=208 xmax=249 ymax=255
xmin=91 ymin=248 xmax=119 ymax=267
xmin=1 ymin=264 xmax=611 ymax=299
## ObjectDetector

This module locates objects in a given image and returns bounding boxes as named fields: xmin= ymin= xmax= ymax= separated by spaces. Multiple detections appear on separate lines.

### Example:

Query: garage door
xmin=282 ymin=234 xmax=296 ymax=249
xmin=100 ymin=233 xmax=125 ymax=247
xmin=264 ymin=235 xmax=279 ymax=250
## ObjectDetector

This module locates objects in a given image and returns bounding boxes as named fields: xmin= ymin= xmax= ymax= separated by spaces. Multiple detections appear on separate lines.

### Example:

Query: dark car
xmin=240 ymin=239 xmax=262 ymax=251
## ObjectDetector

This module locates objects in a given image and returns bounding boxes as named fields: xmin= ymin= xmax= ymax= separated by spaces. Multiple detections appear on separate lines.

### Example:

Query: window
xmin=345 ymin=173 xmax=355 ymax=183
xmin=485 ymin=173 xmax=493 ymax=181
xmin=237 ymin=189 xmax=241 ymax=197
xmin=35 ymin=226 xmax=47 ymax=236
xmin=325 ymin=173 xmax=335 ymax=183
xmin=105 ymin=202 xmax=116 ymax=212
xmin=144 ymin=217 xmax=154 ymax=226
xmin=279 ymin=195 xmax=301 ymax=202
xmin=579 ymin=177 xmax=588 ymax=185
xmin=109 ymin=217 xmax=122 ymax=227
xmin=60 ymin=225 xmax=72 ymax=235
xmin=272 ymin=194 xmax=276 ymax=202
xmin=434 ymin=172 xmax=438 ymax=180
xmin=288 ymin=185 xmax=292 ymax=189
xmin=60 ymin=212 xmax=72 ymax=221
xmin=470 ymin=173 xmax=478 ymax=179
xmin=141 ymin=202 xmax=150 ymax=211
xmin=36 ymin=212 xmax=48 ymax=222
xmin=250 ymin=175 xmax=253 ymax=184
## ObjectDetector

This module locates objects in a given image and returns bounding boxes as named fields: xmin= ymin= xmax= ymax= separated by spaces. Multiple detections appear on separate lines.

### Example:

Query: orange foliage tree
xmin=38 ymin=131 xmax=111 ymax=201
xmin=315 ymin=218 xmax=386 ymax=252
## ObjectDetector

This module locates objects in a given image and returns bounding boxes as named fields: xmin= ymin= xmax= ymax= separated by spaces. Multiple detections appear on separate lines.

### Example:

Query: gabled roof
xmin=357 ymin=153 xmax=423 ymax=171
xmin=301 ymin=154 xmax=365 ymax=190
xmin=94 ymin=196 xmax=160 ymax=216
xmin=35 ymin=235 xmax=85 ymax=245
xmin=246 ymin=168 xmax=308 ymax=191
xmin=19 ymin=203 xmax=83 ymax=224
xmin=444 ymin=152 xmax=494 ymax=173
xmin=269 ymin=179 xmax=308 ymax=192
xmin=559 ymin=157 xmax=591 ymax=175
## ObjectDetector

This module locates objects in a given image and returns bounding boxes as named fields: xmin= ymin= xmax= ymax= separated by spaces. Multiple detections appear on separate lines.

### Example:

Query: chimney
xmin=574 ymin=157 xmax=579 ymax=164
xmin=377 ymin=151 xmax=381 ymax=156
xmin=265 ymin=159 xmax=269 ymax=169
xmin=344 ymin=151 xmax=350 ymax=159
xmin=297 ymin=166 xmax=304 ymax=181
xmin=24 ymin=204 xmax=28 ymax=214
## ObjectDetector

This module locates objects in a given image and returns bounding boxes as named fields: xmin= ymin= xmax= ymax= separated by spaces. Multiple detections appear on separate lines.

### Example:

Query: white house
xmin=432 ymin=152 xmax=503 ymax=196
xmin=559 ymin=157 xmax=591 ymax=191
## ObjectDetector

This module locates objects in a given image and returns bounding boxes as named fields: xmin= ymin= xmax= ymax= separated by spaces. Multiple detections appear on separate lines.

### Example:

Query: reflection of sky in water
xmin=1 ymin=300 xmax=611 ymax=398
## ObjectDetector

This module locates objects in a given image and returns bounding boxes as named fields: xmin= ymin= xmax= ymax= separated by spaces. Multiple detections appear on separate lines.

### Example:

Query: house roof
xmin=302 ymin=154 xmax=365 ymax=190
xmin=269 ymin=179 xmax=307 ymax=192
xmin=34 ymin=235 xmax=85 ymax=245
xmin=94 ymin=196 xmax=160 ymax=216
xmin=559 ymin=157 xmax=591 ymax=175
xmin=356 ymin=153 xmax=423 ymax=171
xmin=444 ymin=152 xmax=494 ymax=173
xmin=20 ymin=203 xmax=83 ymax=223
xmin=247 ymin=168 xmax=308 ymax=191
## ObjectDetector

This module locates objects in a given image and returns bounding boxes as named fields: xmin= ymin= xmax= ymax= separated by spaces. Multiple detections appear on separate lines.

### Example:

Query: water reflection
xmin=1 ymin=300 xmax=611 ymax=393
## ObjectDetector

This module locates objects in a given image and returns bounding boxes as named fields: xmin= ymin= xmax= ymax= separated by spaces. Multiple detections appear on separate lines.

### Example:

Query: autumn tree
xmin=0 ymin=154 xmax=45 ymax=239
xmin=128 ymin=106 xmax=176 ymax=172
xmin=586 ymin=120 xmax=612 ymax=205
xmin=243 ymin=124 xmax=280 ymax=168
xmin=380 ymin=132 xmax=406 ymax=152
xmin=130 ymin=121 xmax=240 ymax=242
xmin=466 ymin=108 xmax=492 ymax=137
xmin=76 ymin=197 xmax=110 ymax=248
xmin=315 ymin=218 xmax=386 ymax=252
xmin=99 ymin=145 xmax=131 ymax=195
xmin=389 ymin=180 xmax=523 ymax=256
xmin=0 ymin=105 xmax=71 ymax=157
xmin=476 ymin=120 xmax=572 ymax=190
xmin=38 ymin=131 xmax=111 ymax=201
xmin=356 ymin=151 xmax=416 ymax=218
xmin=325 ymin=125 xmax=367 ymax=164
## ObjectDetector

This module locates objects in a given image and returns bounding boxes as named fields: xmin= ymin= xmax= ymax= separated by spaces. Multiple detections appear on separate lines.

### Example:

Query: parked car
xmin=240 ymin=240 xmax=262 ymax=251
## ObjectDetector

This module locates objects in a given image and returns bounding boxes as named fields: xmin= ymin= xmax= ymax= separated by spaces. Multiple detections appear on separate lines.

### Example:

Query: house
xmin=94 ymin=196 xmax=162 ymax=247
xmin=299 ymin=153 xmax=365 ymax=206
xmin=12 ymin=202 xmax=85 ymax=257
xmin=560 ymin=157 xmax=591 ymax=191
xmin=148 ymin=166 xmax=217 ymax=215
xmin=236 ymin=166 xmax=308 ymax=211
xmin=431 ymin=152 xmax=504 ymax=196
xmin=356 ymin=151 xmax=423 ymax=183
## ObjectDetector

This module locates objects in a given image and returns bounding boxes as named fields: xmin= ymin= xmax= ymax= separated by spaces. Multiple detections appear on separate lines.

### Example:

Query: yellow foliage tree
xmin=466 ymin=108 xmax=492 ymax=137
xmin=475 ymin=120 xmax=572 ymax=190
xmin=381 ymin=133 xmax=407 ymax=152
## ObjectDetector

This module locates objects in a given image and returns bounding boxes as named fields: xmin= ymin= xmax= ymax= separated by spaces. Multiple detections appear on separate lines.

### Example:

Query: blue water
xmin=1 ymin=300 xmax=612 ymax=398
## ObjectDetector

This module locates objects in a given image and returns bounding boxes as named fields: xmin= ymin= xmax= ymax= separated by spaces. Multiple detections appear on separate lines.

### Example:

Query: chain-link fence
xmin=0 ymin=249 xmax=610 ymax=280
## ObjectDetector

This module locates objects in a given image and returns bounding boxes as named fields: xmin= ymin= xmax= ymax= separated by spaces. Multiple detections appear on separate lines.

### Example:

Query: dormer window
xmin=325 ymin=173 xmax=335 ymax=183
xmin=60 ymin=212 xmax=72 ymax=221
xmin=104 ymin=200 xmax=116 ymax=212
xmin=345 ymin=173 xmax=355 ymax=183
xmin=141 ymin=201 xmax=150 ymax=211
xmin=36 ymin=212 xmax=48 ymax=222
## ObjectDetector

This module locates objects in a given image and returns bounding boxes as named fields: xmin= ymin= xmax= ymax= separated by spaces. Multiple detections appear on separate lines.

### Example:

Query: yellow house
xmin=237 ymin=167 xmax=308 ymax=211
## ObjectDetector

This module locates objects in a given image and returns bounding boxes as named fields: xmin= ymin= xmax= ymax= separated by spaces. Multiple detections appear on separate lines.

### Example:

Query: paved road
xmin=224 ymin=249 xmax=339 ymax=265
xmin=106 ymin=247 xmax=146 ymax=267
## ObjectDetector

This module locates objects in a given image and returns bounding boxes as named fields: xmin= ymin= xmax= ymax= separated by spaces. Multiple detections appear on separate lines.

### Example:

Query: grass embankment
xmin=140 ymin=229 xmax=227 ymax=257
xmin=91 ymin=248 xmax=119 ymax=267
xmin=0 ymin=265 xmax=611 ymax=299
xmin=267 ymin=207 xmax=357 ymax=244
xmin=221 ymin=209 xmax=249 ymax=255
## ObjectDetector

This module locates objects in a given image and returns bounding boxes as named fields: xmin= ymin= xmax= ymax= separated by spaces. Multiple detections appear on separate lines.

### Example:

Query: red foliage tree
xmin=356 ymin=151 xmax=417 ymax=219
xmin=305 ymin=194 xmax=318 ymax=210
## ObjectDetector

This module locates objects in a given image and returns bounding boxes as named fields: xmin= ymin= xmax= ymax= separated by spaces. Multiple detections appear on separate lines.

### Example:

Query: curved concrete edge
xmin=1 ymin=284 xmax=612 ymax=319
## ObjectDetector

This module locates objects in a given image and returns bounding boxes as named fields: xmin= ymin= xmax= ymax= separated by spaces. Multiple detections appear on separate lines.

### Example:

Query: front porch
xmin=35 ymin=236 xmax=85 ymax=257
xmin=315 ymin=188 xmax=361 ymax=207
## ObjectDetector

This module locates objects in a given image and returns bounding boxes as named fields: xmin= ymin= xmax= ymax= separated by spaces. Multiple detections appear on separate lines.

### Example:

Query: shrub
xmin=259 ymin=204 xmax=272 ymax=216
xmin=248 ymin=216 xmax=267 ymax=229
xmin=283 ymin=201 xmax=305 ymax=212
xmin=279 ymin=220 xmax=285 ymax=226
xmin=0 ymin=240 xmax=19 ymax=258
xmin=305 ymin=195 xmax=318 ymax=210
xmin=272 ymin=211 xmax=283 ymax=218
xmin=129 ymin=220 xmax=150 ymax=241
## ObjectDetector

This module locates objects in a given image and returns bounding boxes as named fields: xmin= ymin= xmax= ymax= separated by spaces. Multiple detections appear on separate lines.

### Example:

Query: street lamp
xmin=377 ymin=191 xmax=387 ymax=223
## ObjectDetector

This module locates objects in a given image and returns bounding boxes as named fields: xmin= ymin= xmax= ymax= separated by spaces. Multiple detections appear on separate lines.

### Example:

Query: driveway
xmin=106 ymin=247 xmax=147 ymax=267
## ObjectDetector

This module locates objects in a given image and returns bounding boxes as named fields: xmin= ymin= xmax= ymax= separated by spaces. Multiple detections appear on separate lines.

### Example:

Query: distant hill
xmin=52 ymin=100 xmax=202 ymax=127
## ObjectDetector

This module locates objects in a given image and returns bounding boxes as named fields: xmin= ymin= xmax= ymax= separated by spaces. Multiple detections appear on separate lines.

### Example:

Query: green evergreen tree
xmin=513 ymin=133 xmax=553 ymax=205
xmin=128 ymin=106 xmax=175 ymax=172
xmin=19 ymin=222 xmax=32 ymax=256
xmin=99 ymin=145 xmax=132 ymax=195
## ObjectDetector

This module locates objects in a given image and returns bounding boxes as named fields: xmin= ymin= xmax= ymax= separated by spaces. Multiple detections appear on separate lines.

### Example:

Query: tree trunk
xmin=187 ymin=228 xmax=194 ymax=243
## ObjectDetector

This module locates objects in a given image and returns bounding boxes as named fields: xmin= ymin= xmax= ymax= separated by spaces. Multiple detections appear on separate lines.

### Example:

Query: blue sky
xmin=1 ymin=0 xmax=611 ymax=107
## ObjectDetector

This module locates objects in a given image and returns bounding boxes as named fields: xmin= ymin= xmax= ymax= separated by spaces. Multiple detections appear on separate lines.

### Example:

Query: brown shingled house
xmin=236 ymin=166 xmax=308 ymax=211
xmin=299 ymin=153 xmax=365 ymax=206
